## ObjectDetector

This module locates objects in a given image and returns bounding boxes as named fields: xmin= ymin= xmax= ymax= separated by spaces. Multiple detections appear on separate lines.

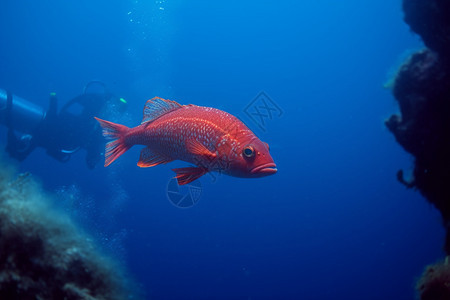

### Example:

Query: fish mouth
xmin=251 ymin=163 xmax=277 ymax=175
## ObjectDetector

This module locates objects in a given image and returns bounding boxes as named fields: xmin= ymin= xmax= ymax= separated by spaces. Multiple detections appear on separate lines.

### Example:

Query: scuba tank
xmin=0 ymin=88 xmax=46 ymax=134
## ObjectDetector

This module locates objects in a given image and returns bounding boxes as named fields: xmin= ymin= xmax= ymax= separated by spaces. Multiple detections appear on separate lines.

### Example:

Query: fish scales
xmin=128 ymin=105 xmax=249 ymax=163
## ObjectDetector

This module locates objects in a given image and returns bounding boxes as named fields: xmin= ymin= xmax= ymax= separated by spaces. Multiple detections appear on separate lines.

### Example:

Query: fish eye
xmin=264 ymin=142 xmax=270 ymax=151
xmin=243 ymin=145 xmax=255 ymax=158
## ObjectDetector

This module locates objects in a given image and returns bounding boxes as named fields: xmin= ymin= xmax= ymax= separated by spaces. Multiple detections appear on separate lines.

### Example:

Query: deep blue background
xmin=0 ymin=1 xmax=444 ymax=299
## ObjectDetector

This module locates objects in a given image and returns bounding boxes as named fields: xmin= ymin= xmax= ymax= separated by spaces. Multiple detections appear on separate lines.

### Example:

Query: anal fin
xmin=172 ymin=167 xmax=207 ymax=185
xmin=138 ymin=147 xmax=173 ymax=167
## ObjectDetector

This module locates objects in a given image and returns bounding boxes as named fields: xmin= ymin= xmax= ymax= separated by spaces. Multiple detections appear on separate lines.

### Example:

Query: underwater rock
xmin=387 ymin=0 xmax=450 ymax=253
xmin=403 ymin=0 xmax=450 ymax=56
xmin=386 ymin=49 xmax=445 ymax=157
xmin=0 ymin=161 xmax=130 ymax=299
xmin=386 ymin=49 xmax=450 ymax=229
xmin=389 ymin=1 xmax=450 ymax=298
xmin=416 ymin=259 xmax=450 ymax=300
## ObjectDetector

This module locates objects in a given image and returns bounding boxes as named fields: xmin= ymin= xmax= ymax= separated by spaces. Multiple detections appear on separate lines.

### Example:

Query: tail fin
xmin=94 ymin=117 xmax=131 ymax=167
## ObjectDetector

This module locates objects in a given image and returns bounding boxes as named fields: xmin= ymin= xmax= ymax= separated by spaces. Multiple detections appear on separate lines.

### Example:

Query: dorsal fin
xmin=141 ymin=97 xmax=182 ymax=124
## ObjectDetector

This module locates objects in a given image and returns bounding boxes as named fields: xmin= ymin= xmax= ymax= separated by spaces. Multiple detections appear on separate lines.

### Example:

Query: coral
xmin=417 ymin=259 xmax=450 ymax=300
xmin=0 ymin=159 xmax=131 ymax=299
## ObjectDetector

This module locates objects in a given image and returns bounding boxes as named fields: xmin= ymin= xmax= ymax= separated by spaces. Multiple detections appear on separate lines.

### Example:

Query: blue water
xmin=0 ymin=1 xmax=444 ymax=299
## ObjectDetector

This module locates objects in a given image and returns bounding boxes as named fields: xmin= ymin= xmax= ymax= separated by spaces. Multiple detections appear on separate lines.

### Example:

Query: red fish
xmin=95 ymin=97 xmax=277 ymax=185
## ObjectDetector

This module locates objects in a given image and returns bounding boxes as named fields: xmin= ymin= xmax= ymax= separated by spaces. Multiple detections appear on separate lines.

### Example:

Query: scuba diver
xmin=0 ymin=81 xmax=127 ymax=169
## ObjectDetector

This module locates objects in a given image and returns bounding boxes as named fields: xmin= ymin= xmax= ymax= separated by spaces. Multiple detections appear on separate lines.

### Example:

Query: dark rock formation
xmin=387 ymin=0 xmax=450 ymax=251
xmin=403 ymin=0 xmax=450 ymax=56
xmin=416 ymin=260 xmax=450 ymax=300
xmin=386 ymin=48 xmax=450 ymax=232
xmin=0 ymin=162 xmax=131 ymax=299
xmin=387 ymin=0 xmax=450 ymax=298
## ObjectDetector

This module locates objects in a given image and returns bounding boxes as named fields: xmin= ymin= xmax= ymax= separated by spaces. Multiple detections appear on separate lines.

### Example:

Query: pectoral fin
xmin=172 ymin=167 xmax=208 ymax=185
xmin=186 ymin=139 xmax=216 ymax=159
